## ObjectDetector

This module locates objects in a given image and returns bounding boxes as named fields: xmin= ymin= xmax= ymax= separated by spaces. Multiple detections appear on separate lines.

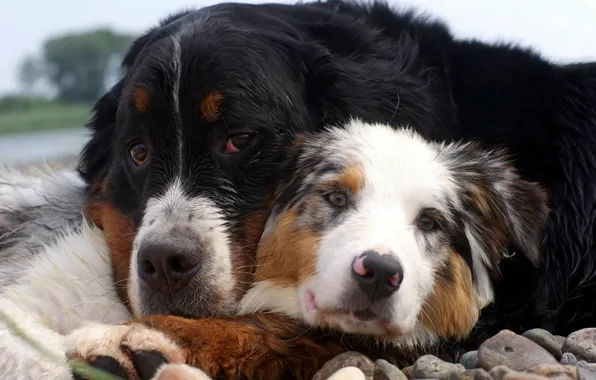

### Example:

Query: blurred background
xmin=1 ymin=0 xmax=595 ymax=167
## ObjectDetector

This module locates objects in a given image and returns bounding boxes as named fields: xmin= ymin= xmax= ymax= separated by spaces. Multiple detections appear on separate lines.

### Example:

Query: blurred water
xmin=0 ymin=128 xmax=89 ymax=164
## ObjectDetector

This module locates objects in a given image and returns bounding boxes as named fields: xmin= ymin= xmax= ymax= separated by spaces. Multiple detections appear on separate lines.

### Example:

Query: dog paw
xmin=65 ymin=323 xmax=186 ymax=380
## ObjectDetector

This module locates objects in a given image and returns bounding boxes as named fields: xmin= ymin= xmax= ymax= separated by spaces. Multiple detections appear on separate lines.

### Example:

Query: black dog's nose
xmin=137 ymin=240 xmax=200 ymax=292
xmin=352 ymin=250 xmax=403 ymax=301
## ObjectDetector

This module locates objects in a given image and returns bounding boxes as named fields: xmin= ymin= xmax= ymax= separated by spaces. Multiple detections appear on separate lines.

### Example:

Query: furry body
xmin=0 ymin=167 xmax=86 ymax=288
xmin=0 ymin=168 xmax=129 ymax=378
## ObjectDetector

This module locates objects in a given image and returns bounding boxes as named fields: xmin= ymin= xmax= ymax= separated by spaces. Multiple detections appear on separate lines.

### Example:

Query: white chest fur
xmin=0 ymin=222 xmax=131 ymax=379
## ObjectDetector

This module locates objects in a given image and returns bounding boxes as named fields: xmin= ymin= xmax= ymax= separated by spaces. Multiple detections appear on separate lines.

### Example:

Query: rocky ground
xmin=314 ymin=328 xmax=596 ymax=380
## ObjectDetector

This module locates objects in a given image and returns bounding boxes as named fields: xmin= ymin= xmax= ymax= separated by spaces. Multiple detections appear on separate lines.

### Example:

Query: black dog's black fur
xmin=78 ymin=0 xmax=596 ymax=357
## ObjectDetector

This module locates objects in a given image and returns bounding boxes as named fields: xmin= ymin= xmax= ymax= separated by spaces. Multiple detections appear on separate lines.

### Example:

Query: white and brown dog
xmin=0 ymin=119 xmax=548 ymax=380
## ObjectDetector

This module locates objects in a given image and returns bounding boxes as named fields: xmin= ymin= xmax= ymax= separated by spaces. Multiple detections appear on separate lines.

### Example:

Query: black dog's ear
xmin=298 ymin=17 xmax=391 ymax=126
xmin=298 ymin=36 xmax=408 ymax=128
xmin=300 ymin=17 xmax=456 ymax=131
xmin=77 ymin=10 xmax=194 ymax=187
xmin=297 ymin=44 xmax=337 ymax=125
xmin=77 ymin=78 xmax=123 ymax=186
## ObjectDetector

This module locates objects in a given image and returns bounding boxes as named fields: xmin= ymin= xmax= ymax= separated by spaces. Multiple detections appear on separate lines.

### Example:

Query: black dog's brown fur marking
xmin=130 ymin=313 xmax=434 ymax=379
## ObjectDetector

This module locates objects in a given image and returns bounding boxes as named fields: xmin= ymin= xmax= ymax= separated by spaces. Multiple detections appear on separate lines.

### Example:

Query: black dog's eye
xmin=416 ymin=211 xmax=440 ymax=232
xmin=225 ymin=134 xmax=254 ymax=153
xmin=129 ymin=143 xmax=149 ymax=167
xmin=326 ymin=191 xmax=348 ymax=207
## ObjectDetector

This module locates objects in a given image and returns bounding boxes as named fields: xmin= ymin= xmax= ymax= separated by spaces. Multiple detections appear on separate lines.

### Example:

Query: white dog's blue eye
xmin=326 ymin=191 xmax=347 ymax=207
xmin=417 ymin=213 xmax=438 ymax=232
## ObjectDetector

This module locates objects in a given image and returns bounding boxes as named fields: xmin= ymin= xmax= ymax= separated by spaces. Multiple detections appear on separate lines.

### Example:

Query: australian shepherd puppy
xmin=1 ymin=119 xmax=547 ymax=380
xmin=238 ymin=119 xmax=549 ymax=345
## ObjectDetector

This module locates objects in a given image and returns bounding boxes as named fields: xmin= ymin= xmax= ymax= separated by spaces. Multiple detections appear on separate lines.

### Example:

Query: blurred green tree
xmin=18 ymin=55 xmax=44 ymax=95
xmin=18 ymin=28 xmax=135 ymax=103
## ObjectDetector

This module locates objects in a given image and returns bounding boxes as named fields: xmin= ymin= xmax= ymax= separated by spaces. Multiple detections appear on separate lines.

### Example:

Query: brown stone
xmin=401 ymin=365 xmax=413 ymax=379
xmin=412 ymin=355 xmax=465 ymax=380
xmin=489 ymin=365 xmax=548 ymax=380
xmin=449 ymin=368 xmax=492 ymax=379
xmin=522 ymin=329 xmax=563 ymax=360
xmin=312 ymin=351 xmax=375 ymax=380
xmin=526 ymin=363 xmax=577 ymax=380
xmin=478 ymin=330 xmax=557 ymax=372
xmin=374 ymin=359 xmax=407 ymax=380
xmin=562 ymin=328 xmax=596 ymax=363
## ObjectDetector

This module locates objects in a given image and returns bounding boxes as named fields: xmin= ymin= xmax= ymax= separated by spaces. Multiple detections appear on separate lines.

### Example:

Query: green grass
xmin=0 ymin=103 xmax=92 ymax=135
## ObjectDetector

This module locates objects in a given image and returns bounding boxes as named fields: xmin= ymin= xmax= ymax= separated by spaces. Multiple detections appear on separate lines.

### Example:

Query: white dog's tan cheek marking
xmin=254 ymin=206 xmax=320 ymax=287
xmin=253 ymin=164 xmax=365 ymax=288
xmin=419 ymin=252 xmax=480 ymax=338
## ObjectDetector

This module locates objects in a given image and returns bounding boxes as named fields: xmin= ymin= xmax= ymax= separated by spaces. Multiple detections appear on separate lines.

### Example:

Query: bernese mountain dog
xmin=77 ymin=0 xmax=596 ymax=334
xmin=0 ymin=119 xmax=548 ymax=379
xmin=1 ymin=0 xmax=595 ymax=378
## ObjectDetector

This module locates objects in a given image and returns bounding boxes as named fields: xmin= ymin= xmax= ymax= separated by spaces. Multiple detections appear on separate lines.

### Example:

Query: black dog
xmin=70 ymin=0 xmax=595 ymax=375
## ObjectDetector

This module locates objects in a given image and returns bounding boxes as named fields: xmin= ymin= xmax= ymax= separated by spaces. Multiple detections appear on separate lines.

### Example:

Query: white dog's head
xmin=239 ymin=119 xmax=549 ymax=347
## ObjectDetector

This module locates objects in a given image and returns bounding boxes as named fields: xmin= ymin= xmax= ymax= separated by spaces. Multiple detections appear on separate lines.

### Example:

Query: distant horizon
xmin=2 ymin=0 xmax=596 ymax=96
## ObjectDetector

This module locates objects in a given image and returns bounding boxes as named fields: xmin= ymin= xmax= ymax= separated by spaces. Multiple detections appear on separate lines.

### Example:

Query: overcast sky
xmin=1 ymin=0 xmax=596 ymax=95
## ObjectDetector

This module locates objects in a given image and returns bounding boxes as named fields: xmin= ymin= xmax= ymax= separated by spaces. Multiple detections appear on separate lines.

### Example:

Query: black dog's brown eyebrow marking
xmin=200 ymin=91 xmax=224 ymax=122
xmin=132 ymin=87 xmax=150 ymax=114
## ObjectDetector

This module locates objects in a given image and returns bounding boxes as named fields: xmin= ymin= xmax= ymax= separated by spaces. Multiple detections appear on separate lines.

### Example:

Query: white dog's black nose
xmin=137 ymin=240 xmax=200 ymax=292
xmin=352 ymin=250 xmax=403 ymax=301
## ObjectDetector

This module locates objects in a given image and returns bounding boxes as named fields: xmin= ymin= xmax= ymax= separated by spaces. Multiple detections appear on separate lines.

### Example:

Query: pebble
xmin=526 ymin=363 xmax=578 ymax=379
xmin=327 ymin=367 xmax=367 ymax=380
xmin=488 ymin=365 xmax=548 ymax=380
xmin=449 ymin=368 xmax=492 ymax=379
xmin=459 ymin=351 xmax=479 ymax=370
xmin=312 ymin=326 xmax=596 ymax=380
xmin=522 ymin=328 xmax=563 ymax=360
xmin=312 ymin=351 xmax=375 ymax=380
xmin=560 ymin=353 xmax=578 ymax=366
xmin=374 ymin=359 xmax=407 ymax=380
xmin=562 ymin=328 xmax=596 ymax=363
xmin=401 ymin=365 xmax=413 ymax=379
xmin=478 ymin=330 xmax=558 ymax=372
xmin=555 ymin=336 xmax=568 ymax=347
xmin=576 ymin=360 xmax=596 ymax=378
xmin=411 ymin=355 xmax=465 ymax=380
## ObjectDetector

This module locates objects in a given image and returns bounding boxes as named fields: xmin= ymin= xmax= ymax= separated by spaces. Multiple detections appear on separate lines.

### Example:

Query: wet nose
xmin=352 ymin=249 xmax=403 ymax=301
xmin=137 ymin=240 xmax=200 ymax=292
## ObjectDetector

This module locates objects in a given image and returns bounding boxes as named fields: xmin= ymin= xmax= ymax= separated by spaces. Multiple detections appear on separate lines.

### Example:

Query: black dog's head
xmin=77 ymin=2 xmax=456 ymax=318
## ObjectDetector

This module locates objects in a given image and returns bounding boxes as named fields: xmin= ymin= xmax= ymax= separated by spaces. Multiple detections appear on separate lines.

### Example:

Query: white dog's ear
xmin=496 ymin=176 xmax=549 ymax=266
xmin=447 ymin=143 xmax=550 ymax=268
